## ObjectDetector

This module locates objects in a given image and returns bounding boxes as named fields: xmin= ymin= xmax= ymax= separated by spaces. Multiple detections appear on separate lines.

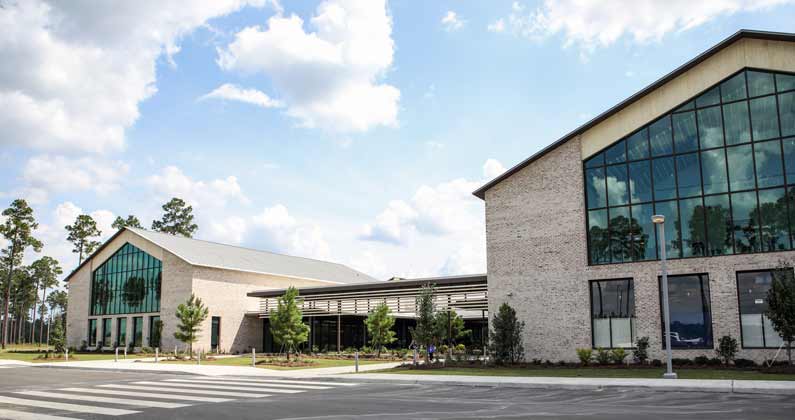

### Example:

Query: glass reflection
xmin=660 ymin=274 xmax=713 ymax=349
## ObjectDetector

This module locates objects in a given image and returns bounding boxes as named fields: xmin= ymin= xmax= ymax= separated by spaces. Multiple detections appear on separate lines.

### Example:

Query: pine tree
xmin=30 ymin=256 xmax=61 ymax=345
xmin=151 ymin=198 xmax=198 ymax=237
xmin=112 ymin=215 xmax=143 ymax=230
xmin=489 ymin=303 xmax=525 ymax=365
xmin=65 ymin=214 xmax=102 ymax=264
xmin=364 ymin=303 xmax=396 ymax=357
xmin=173 ymin=294 xmax=209 ymax=358
xmin=433 ymin=309 xmax=471 ymax=346
xmin=269 ymin=287 xmax=309 ymax=361
xmin=1 ymin=199 xmax=42 ymax=349
xmin=50 ymin=316 xmax=65 ymax=354
xmin=767 ymin=265 xmax=795 ymax=365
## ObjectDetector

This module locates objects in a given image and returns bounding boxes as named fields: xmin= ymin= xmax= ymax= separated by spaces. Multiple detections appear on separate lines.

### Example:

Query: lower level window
xmin=211 ymin=317 xmax=221 ymax=351
xmin=737 ymin=270 xmax=789 ymax=348
xmin=659 ymin=274 xmax=713 ymax=349
xmin=591 ymin=279 xmax=636 ymax=348
xmin=102 ymin=318 xmax=112 ymax=347
xmin=148 ymin=316 xmax=161 ymax=348
xmin=88 ymin=319 xmax=97 ymax=347
xmin=132 ymin=317 xmax=143 ymax=347
xmin=117 ymin=318 xmax=127 ymax=347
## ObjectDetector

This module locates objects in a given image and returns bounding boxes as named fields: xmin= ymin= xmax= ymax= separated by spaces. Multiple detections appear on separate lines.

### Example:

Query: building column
xmin=336 ymin=313 xmax=341 ymax=353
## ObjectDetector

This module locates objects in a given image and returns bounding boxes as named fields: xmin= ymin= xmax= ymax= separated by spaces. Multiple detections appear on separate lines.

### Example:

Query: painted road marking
xmin=101 ymin=383 xmax=272 ymax=398
xmin=59 ymin=387 xmax=232 ymax=403
xmin=0 ymin=408 xmax=81 ymax=420
xmin=214 ymin=378 xmax=359 ymax=387
xmin=13 ymin=391 xmax=190 ymax=409
xmin=165 ymin=378 xmax=330 ymax=390
xmin=0 ymin=395 xmax=138 ymax=416
xmin=148 ymin=380 xmax=303 ymax=394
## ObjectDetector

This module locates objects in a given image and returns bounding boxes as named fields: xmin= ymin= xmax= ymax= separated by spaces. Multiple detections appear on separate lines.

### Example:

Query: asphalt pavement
xmin=0 ymin=365 xmax=792 ymax=419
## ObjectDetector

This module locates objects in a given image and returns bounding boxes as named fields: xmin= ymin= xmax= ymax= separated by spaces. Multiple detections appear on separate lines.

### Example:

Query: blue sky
xmin=2 ymin=0 xmax=795 ymax=280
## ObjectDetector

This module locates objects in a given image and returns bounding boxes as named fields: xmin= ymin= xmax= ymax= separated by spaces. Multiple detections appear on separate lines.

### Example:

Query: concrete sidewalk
xmin=326 ymin=372 xmax=795 ymax=395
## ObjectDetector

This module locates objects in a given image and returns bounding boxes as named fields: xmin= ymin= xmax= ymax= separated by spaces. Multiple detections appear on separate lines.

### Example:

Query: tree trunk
xmin=1 ymin=242 xmax=16 ymax=349
xmin=788 ymin=341 xmax=792 ymax=366
xmin=39 ymin=287 xmax=48 ymax=349
xmin=30 ymin=278 xmax=40 ymax=344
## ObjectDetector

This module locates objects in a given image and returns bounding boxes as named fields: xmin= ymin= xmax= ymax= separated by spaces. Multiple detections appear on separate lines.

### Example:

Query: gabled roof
xmin=473 ymin=29 xmax=795 ymax=200
xmin=65 ymin=227 xmax=380 ymax=285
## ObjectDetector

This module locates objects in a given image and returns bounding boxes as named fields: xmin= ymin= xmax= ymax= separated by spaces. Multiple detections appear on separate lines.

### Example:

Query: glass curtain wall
xmin=586 ymin=69 xmax=795 ymax=265
xmin=117 ymin=318 xmax=127 ymax=347
xmin=102 ymin=318 xmax=112 ymax=347
xmin=90 ymin=243 xmax=162 ymax=315
xmin=88 ymin=319 xmax=97 ymax=347
xmin=132 ymin=317 xmax=143 ymax=347
xmin=590 ymin=279 xmax=636 ymax=348
xmin=736 ymin=270 xmax=789 ymax=348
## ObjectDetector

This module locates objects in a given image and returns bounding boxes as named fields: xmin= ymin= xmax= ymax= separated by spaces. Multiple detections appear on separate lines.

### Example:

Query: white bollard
xmin=155 ymin=347 xmax=159 ymax=363
xmin=355 ymin=351 xmax=359 ymax=373
xmin=65 ymin=348 xmax=69 ymax=361
xmin=251 ymin=348 xmax=256 ymax=367
xmin=124 ymin=347 xmax=127 ymax=360
xmin=413 ymin=348 xmax=418 ymax=365
xmin=115 ymin=347 xmax=119 ymax=362
xmin=197 ymin=350 xmax=201 ymax=365
xmin=174 ymin=345 xmax=178 ymax=359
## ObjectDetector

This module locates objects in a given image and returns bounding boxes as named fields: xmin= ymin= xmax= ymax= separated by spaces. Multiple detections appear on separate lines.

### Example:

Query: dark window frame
xmin=735 ymin=268 xmax=793 ymax=349
xmin=588 ymin=278 xmax=636 ymax=349
xmin=657 ymin=273 xmax=714 ymax=350
xmin=584 ymin=67 xmax=795 ymax=266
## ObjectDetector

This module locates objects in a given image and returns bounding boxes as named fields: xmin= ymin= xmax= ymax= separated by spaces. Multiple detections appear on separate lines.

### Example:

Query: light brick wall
xmin=485 ymin=136 xmax=795 ymax=363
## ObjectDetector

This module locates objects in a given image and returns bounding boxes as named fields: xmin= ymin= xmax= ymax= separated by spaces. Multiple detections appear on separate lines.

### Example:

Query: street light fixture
xmin=652 ymin=214 xmax=677 ymax=379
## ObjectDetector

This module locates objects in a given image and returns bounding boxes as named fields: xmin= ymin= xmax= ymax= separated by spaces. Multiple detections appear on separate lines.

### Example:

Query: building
xmin=65 ymin=227 xmax=488 ymax=353
xmin=65 ymin=227 xmax=379 ymax=353
xmin=474 ymin=30 xmax=795 ymax=363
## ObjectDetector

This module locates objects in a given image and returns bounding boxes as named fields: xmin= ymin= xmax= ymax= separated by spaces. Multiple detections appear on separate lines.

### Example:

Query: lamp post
xmin=652 ymin=214 xmax=677 ymax=379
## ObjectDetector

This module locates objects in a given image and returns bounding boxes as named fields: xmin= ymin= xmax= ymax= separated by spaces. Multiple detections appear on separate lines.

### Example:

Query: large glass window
xmin=148 ymin=316 xmax=161 ymax=348
xmin=211 ymin=317 xmax=221 ymax=352
xmin=117 ymin=318 xmax=127 ymax=347
xmin=102 ymin=318 xmax=112 ymax=347
xmin=90 ymin=242 xmax=162 ymax=316
xmin=585 ymin=69 xmax=795 ymax=265
xmin=736 ymin=270 xmax=789 ymax=348
xmin=88 ymin=319 xmax=97 ymax=347
xmin=591 ymin=279 xmax=635 ymax=348
xmin=659 ymin=274 xmax=713 ymax=349
xmin=132 ymin=317 xmax=143 ymax=348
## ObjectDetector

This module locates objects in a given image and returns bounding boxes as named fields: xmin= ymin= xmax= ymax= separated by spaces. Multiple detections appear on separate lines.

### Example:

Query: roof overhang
xmin=247 ymin=274 xmax=487 ymax=298
xmin=472 ymin=29 xmax=795 ymax=200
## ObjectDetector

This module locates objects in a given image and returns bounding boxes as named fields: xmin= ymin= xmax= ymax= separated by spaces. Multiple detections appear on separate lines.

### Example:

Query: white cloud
xmin=250 ymin=205 xmax=331 ymax=259
xmin=199 ymin=83 xmax=284 ymax=108
xmin=487 ymin=18 xmax=505 ymax=33
xmin=0 ymin=0 xmax=266 ymax=153
xmin=147 ymin=166 xmax=249 ymax=209
xmin=441 ymin=11 xmax=466 ymax=32
xmin=360 ymin=160 xmax=501 ymax=246
xmin=495 ymin=0 xmax=795 ymax=54
xmin=22 ymin=155 xmax=130 ymax=200
xmin=625 ymin=70 xmax=636 ymax=77
xmin=216 ymin=0 xmax=399 ymax=133
xmin=482 ymin=158 xmax=506 ymax=179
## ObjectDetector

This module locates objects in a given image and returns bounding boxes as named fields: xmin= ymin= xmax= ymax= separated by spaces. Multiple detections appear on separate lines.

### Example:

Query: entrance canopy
xmin=248 ymin=274 xmax=488 ymax=319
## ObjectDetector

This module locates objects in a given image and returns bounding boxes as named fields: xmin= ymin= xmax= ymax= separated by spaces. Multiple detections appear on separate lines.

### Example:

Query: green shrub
xmin=455 ymin=344 xmax=466 ymax=354
xmin=716 ymin=335 xmax=738 ymax=366
xmin=610 ymin=348 xmax=627 ymax=365
xmin=595 ymin=348 xmax=611 ymax=365
xmin=734 ymin=358 xmax=757 ymax=368
xmin=651 ymin=359 xmax=662 ymax=367
xmin=360 ymin=346 xmax=374 ymax=355
xmin=439 ymin=344 xmax=449 ymax=356
xmin=694 ymin=355 xmax=709 ymax=365
xmin=672 ymin=358 xmax=693 ymax=366
xmin=633 ymin=336 xmax=649 ymax=364
xmin=343 ymin=347 xmax=356 ymax=354
xmin=575 ymin=348 xmax=593 ymax=365
xmin=707 ymin=357 xmax=722 ymax=366
xmin=311 ymin=345 xmax=319 ymax=354
xmin=141 ymin=347 xmax=154 ymax=354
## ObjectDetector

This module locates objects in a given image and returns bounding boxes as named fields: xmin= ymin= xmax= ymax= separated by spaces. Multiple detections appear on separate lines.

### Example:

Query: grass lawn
xmin=160 ymin=356 xmax=394 ymax=370
xmin=0 ymin=346 xmax=145 ymax=363
xmin=375 ymin=366 xmax=795 ymax=381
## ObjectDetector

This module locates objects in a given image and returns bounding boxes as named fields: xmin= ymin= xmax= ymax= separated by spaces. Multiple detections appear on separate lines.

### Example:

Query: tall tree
xmin=364 ymin=303 xmax=396 ymax=357
xmin=1 ymin=199 xmax=42 ymax=349
xmin=767 ymin=266 xmax=795 ymax=365
xmin=151 ymin=198 xmax=198 ymax=237
xmin=30 ymin=257 xmax=61 ymax=346
xmin=10 ymin=266 xmax=36 ymax=344
xmin=174 ymin=293 xmax=209 ymax=358
xmin=65 ymin=214 xmax=101 ymax=264
xmin=410 ymin=284 xmax=436 ymax=363
xmin=112 ymin=215 xmax=143 ymax=230
xmin=46 ymin=290 xmax=68 ymax=329
xmin=433 ymin=309 xmax=471 ymax=346
xmin=269 ymin=286 xmax=309 ymax=361
xmin=489 ymin=303 xmax=525 ymax=365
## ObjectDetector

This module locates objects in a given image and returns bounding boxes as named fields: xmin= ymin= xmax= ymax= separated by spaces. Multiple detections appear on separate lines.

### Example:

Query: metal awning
xmin=249 ymin=274 xmax=487 ymax=318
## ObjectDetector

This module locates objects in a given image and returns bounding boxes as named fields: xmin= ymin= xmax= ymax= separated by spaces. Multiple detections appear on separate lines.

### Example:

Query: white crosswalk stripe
xmin=138 ymin=380 xmax=304 ymax=394
xmin=164 ymin=378 xmax=331 ymax=390
xmin=0 ymin=408 xmax=81 ymax=420
xmin=59 ymin=387 xmax=233 ymax=403
xmin=13 ymin=391 xmax=190 ymax=409
xmin=0 ymin=395 xmax=139 ymax=416
xmin=99 ymin=383 xmax=272 ymax=398
xmin=213 ymin=377 xmax=359 ymax=387
xmin=0 ymin=376 xmax=357 ymax=418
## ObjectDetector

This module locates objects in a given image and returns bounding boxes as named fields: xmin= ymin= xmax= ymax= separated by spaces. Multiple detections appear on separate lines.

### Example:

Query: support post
xmin=337 ymin=313 xmax=341 ymax=354
xmin=115 ymin=347 xmax=118 ymax=362
xmin=252 ymin=347 xmax=256 ymax=367
xmin=355 ymin=351 xmax=359 ymax=373
xmin=155 ymin=347 xmax=159 ymax=363
xmin=124 ymin=347 xmax=127 ymax=360
xmin=65 ymin=348 xmax=68 ymax=361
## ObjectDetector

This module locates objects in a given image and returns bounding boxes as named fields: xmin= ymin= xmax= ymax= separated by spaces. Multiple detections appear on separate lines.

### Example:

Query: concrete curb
xmin=31 ymin=364 xmax=198 ymax=376
xmin=319 ymin=373 xmax=795 ymax=395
